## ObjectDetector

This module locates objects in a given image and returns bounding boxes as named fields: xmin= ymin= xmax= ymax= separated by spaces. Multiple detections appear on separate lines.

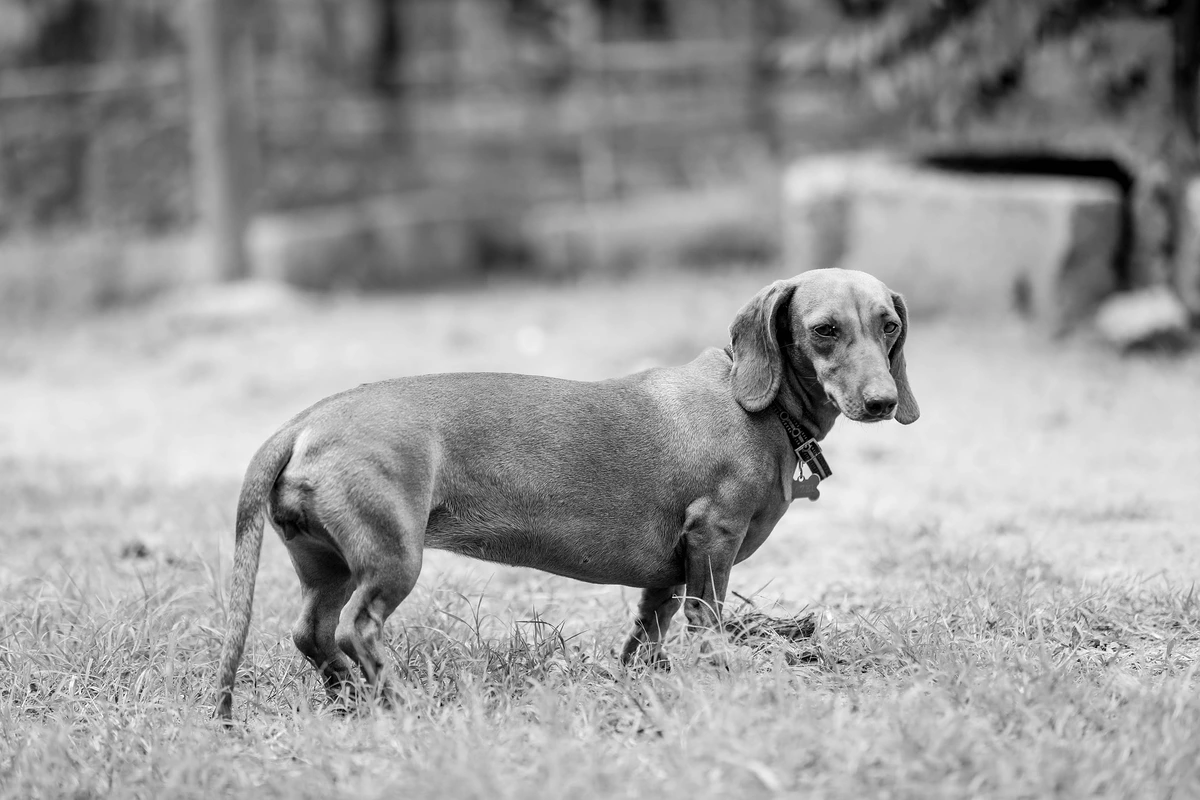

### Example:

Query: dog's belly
xmin=423 ymin=505 xmax=685 ymax=588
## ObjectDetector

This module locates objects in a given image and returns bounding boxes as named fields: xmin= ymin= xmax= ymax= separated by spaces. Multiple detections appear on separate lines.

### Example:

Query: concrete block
xmin=0 ymin=231 xmax=205 ymax=320
xmin=248 ymin=207 xmax=372 ymax=290
xmin=247 ymin=192 xmax=478 ymax=291
xmin=1174 ymin=179 xmax=1200 ymax=317
xmin=783 ymin=155 xmax=1123 ymax=332
xmin=1094 ymin=286 xmax=1191 ymax=351
xmin=521 ymin=186 xmax=778 ymax=276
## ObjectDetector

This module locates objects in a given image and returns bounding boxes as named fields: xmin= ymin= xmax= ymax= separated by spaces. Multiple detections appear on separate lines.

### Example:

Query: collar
xmin=773 ymin=402 xmax=833 ymax=481
xmin=770 ymin=314 xmax=833 ymax=483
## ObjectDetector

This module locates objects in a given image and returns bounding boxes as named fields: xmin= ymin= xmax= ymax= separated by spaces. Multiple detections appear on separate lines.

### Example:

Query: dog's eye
xmin=813 ymin=324 xmax=837 ymax=338
xmin=883 ymin=321 xmax=900 ymax=335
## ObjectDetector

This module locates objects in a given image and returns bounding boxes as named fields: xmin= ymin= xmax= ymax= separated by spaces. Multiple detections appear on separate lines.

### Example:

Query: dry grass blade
xmin=723 ymin=599 xmax=820 ymax=665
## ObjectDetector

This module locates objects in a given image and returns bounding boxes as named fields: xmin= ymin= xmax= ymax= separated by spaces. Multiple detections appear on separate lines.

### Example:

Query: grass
xmin=4 ymin=542 xmax=1199 ymax=799
xmin=2 ymin=268 xmax=1199 ymax=798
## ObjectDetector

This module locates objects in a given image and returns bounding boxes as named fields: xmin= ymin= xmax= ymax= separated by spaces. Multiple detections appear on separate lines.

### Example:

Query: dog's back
xmin=268 ymin=348 xmax=786 ymax=589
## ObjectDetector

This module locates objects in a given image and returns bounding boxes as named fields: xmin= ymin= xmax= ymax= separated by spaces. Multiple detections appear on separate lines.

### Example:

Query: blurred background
xmin=5 ymin=7 xmax=1200 ymax=793
xmin=1 ymin=0 xmax=1199 ymax=330
xmin=2 ymin=0 xmax=1200 ymax=586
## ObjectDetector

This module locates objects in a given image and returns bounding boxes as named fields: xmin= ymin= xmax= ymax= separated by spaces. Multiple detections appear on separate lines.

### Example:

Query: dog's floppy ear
xmin=729 ymin=280 xmax=796 ymax=413
xmin=889 ymin=291 xmax=920 ymax=424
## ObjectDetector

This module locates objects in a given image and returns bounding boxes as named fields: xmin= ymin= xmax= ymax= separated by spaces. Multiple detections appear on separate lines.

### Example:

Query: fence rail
xmin=0 ymin=58 xmax=185 ymax=101
xmin=0 ymin=42 xmax=758 ymax=104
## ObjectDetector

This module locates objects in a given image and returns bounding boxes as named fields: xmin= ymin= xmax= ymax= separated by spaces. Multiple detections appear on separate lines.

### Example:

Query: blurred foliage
xmin=0 ymin=1 xmax=758 ymax=234
xmin=0 ymin=0 xmax=80 ymax=58
xmin=0 ymin=0 xmax=179 ymax=66
xmin=784 ymin=0 xmax=1179 ymax=129
xmin=780 ymin=0 xmax=1200 ymax=286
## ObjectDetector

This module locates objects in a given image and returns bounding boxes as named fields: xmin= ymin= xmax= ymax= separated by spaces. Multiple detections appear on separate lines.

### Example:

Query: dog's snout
xmin=864 ymin=395 xmax=897 ymax=419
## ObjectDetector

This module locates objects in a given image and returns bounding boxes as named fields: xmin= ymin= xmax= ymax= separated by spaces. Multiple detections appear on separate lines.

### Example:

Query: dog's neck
xmin=774 ymin=315 xmax=840 ymax=442
xmin=775 ymin=368 xmax=839 ymax=442
xmin=717 ymin=340 xmax=839 ymax=441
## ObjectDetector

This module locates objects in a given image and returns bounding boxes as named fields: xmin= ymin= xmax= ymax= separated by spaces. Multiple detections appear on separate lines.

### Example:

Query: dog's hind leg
xmin=334 ymin=559 xmax=420 ymax=698
xmin=619 ymin=584 xmax=684 ymax=668
xmin=287 ymin=537 xmax=356 ymax=702
xmin=329 ymin=496 xmax=425 ymax=700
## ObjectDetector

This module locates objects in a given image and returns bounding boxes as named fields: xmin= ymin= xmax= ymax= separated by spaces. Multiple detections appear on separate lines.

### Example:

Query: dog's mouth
xmin=830 ymin=395 xmax=895 ymax=424
xmin=839 ymin=410 xmax=883 ymax=424
xmin=825 ymin=394 xmax=850 ymax=421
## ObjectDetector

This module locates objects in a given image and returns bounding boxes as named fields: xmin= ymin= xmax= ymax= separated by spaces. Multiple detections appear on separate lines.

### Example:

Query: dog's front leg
xmin=680 ymin=500 xmax=746 ymax=639
xmin=620 ymin=584 xmax=685 ymax=668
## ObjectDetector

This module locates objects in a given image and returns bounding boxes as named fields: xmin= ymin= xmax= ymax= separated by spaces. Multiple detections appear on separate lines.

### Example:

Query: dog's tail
xmin=214 ymin=425 xmax=299 ymax=723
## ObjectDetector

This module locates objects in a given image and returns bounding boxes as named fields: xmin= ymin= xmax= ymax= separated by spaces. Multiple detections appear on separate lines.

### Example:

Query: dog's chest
xmin=733 ymin=497 xmax=791 ymax=565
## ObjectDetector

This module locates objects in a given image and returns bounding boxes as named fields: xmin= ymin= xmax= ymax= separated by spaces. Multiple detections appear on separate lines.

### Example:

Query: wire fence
xmin=0 ymin=0 xmax=802 ymax=244
xmin=9 ymin=0 xmax=1175 ymax=293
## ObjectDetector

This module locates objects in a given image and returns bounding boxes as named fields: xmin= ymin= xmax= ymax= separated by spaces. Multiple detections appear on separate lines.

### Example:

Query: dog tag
xmin=792 ymin=474 xmax=821 ymax=502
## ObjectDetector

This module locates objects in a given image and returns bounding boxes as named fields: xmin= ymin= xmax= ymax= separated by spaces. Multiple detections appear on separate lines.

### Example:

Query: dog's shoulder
xmin=634 ymin=346 xmax=732 ymax=395
xmin=620 ymin=347 xmax=755 ymax=433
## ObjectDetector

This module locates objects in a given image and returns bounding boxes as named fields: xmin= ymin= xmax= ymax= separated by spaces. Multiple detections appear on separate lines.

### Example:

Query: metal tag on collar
xmin=792 ymin=473 xmax=821 ymax=502
xmin=774 ymin=405 xmax=833 ymax=498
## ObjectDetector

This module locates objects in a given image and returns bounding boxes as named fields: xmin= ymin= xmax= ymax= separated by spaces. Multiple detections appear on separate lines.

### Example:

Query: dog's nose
xmin=864 ymin=396 xmax=897 ymax=418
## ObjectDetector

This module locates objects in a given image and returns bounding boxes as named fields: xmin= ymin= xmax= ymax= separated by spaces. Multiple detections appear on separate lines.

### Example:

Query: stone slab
xmin=1173 ymin=179 xmax=1200 ymax=318
xmin=1094 ymin=286 xmax=1192 ymax=351
xmin=521 ymin=186 xmax=778 ymax=276
xmin=783 ymin=155 xmax=1123 ymax=332
xmin=247 ymin=192 xmax=478 ymax=291
xmin=0 ymin=232 xmax=206 ymax=321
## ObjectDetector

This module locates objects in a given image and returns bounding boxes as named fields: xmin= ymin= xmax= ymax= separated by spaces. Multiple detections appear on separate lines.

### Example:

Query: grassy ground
xmin=2 ymin=267 xmax=1199 ymax=799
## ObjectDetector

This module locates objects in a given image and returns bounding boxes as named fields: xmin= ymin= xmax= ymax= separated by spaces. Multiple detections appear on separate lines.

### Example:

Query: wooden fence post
xmin=567 ymin=0 xmax=615 ymax=271
xmin=185 ymin=0 xmax=256 ymax=282
xmin=751 ymin=0 xmax=784 ymax=158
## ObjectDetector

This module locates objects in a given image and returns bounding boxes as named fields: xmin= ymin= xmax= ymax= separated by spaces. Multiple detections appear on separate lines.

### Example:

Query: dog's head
xmin=729 ymin=269 xmax=919 ymax=424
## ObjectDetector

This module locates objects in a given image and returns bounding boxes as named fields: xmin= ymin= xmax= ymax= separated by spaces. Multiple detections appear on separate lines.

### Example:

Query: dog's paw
xmin=640 ymin=649 xmax=672 ymax=672
xmin=619 ymin=643 xmax=672 ymax=672
xmin=325 ymin=684 xmax=362 ymax=716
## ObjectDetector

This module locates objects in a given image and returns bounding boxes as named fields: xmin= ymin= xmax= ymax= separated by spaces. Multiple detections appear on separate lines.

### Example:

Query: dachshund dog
xmin=215 ymin=268 xmax=918 ymax=720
